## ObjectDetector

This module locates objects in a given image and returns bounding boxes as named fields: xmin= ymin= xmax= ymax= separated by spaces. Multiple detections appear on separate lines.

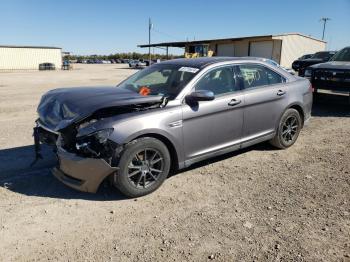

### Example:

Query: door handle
xmin=228 ymin=99 xmax=241 ymax=106
xmin=277 ymin=90 xmax=286 ymax=96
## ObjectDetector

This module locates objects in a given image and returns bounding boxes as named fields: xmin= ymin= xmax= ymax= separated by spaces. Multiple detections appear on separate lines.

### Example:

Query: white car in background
xmin=129 ymin=60 xmax=147 ymax=69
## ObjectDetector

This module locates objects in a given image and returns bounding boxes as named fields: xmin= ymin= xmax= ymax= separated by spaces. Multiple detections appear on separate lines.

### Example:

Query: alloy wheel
xmin=127 ymin=148 xmax=164 ymax=189
xmin=281 ymin=116 xmax=299 ymax=143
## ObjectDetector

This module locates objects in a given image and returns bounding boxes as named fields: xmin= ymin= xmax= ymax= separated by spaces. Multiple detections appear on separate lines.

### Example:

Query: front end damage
xmin=34 ymin=121 xmax=121 ymax=193
xmin=53 ymin=147 xmax=117 ymax=193
xmin=33 ymin=93 xmax=165 ymax=193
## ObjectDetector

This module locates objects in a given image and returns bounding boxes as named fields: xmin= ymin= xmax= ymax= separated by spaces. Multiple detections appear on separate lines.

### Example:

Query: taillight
xmin=309 ymin=83 xmax=314 ymax=93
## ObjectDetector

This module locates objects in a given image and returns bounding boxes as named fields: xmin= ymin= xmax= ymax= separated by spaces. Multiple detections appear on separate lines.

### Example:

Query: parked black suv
xmin=296 ymin=51 xmax=336 ymax=76
xmin=291 ymin=54 xmax=313 ymax=71
xmin=304 ymin=47 xmax=350 ymax=95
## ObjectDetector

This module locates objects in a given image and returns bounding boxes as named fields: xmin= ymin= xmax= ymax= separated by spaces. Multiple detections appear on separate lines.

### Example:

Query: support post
xmin=148 ymin=18 xmax=152 ymax=65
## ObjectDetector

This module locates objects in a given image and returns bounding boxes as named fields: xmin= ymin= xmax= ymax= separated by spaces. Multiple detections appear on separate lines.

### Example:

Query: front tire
xmin=270 ymin=108 xmax=302 ymax=149
xmin=112 ymin=137 xmax=171 ymax=198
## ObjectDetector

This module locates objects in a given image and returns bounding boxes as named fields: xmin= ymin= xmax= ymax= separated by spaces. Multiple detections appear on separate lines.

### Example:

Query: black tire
xmin=270 ymin=108 xmax=302 ymax=149
xmin=112 ymin=137 xmax=171 ymax=198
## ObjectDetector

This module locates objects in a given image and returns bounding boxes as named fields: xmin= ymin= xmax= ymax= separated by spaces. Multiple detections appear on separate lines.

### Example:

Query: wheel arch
xmin=275 ymin=103 xmax=305 ymax=132
xmin=134 ymin=133 xmax=179 ymax=173
xmin=288 ymin=103 xmax=305 ymax=127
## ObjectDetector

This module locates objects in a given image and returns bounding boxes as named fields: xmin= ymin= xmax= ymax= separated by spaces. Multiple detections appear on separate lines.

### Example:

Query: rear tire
xmin=270 ymin=108 xmax=302 ymax=149
xmin=112 ymin=137 xmax=171 ymax=198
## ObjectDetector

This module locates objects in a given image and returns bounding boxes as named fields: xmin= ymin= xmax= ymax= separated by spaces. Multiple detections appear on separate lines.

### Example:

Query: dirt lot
xmin=0 ymin=64 xmax=349 ymax=262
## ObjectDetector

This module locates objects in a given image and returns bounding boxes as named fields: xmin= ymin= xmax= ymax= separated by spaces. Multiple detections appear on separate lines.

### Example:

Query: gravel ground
xmin=0 ymin=65 xmax=349 ymax=261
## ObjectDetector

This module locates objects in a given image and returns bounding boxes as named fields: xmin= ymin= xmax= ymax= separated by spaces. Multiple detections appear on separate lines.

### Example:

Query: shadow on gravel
xmin=1 ymin=143 xmax=270 ymax=201
xmin=0 ymin=145 xmax=127 ymax=201
xmin=312 ymin=93 xmax=350 ymax=117
xmin=172 ymin=142 xmax=275 ymax=177
xmin=0 ymin=144 xmax=56 ymax=179
xmin=1 ymin=169 xmax=127 ymax=201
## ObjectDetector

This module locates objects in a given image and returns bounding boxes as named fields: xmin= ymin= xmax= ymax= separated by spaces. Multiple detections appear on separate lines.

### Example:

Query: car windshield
xmin=311 ymin=52 xmax=333 ymax=59
xmin=117 ymin=64 xmax=199 ymax=100
xmin=331 ymin=48 xmax=350 ymax=62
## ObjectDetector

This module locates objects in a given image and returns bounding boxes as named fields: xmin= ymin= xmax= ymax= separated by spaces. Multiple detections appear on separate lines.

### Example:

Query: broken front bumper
xmin=53 ymin=147 xmax=117 ymax=193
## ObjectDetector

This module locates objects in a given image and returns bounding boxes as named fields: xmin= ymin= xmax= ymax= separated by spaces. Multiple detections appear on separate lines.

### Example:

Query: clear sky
xmin=1 ymin=0 xmax=349 ymax=55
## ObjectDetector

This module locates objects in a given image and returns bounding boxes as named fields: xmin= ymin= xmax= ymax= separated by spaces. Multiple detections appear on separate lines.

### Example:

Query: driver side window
xmin=194 ymin=66 xmax=238 ymax=96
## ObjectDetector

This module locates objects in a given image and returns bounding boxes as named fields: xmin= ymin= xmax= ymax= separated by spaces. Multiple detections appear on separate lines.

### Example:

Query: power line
xmin=152 ymin=28 xmax=183 ymax=42
xmin=146 ymin=19 xmax=185 ymax=59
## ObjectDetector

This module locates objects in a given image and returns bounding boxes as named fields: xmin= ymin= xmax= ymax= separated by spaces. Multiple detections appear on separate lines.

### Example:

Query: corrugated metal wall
xmin=0 ymin=47 xmax=62 ymax=70
xmin=273 ymin=34 xmax=326 ymax=68
xmin=185 ymin=34 xmax=326 ymax=68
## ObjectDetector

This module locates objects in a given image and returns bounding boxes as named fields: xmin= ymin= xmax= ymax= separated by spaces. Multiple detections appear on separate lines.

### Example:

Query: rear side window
xmin=238 ymin=64 xmax=285 ymax=89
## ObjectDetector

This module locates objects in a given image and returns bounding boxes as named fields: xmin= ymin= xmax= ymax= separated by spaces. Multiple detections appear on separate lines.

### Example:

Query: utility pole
xmin=148 ymin=18 xmax=152 ymax=65
xmin=320 ymin=17 xmax=331 ymax=40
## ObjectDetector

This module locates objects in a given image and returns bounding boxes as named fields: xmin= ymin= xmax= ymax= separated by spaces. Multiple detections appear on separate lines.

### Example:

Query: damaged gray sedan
xmin=34 ymin=57 xmax=312 ymax=197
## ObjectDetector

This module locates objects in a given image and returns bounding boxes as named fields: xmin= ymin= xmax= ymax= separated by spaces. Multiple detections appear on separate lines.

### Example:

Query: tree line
xmin=65 ymin=52 xmax=183 ymax=61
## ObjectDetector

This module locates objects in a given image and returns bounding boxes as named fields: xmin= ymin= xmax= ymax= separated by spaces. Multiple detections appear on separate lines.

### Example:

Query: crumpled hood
xmin=309 ymin=61 xmax=350 ymax=70
xmin=37 ymin=86 xmax=163 ymax=131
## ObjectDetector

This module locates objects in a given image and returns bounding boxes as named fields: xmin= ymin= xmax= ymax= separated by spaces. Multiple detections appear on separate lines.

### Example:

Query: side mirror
xmin=186 ymin=90 xmax=215 ymax=102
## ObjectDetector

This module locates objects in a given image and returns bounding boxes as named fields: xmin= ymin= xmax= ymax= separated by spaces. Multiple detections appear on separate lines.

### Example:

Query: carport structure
xmin=138 ymin=33 xmax=326 ymax=68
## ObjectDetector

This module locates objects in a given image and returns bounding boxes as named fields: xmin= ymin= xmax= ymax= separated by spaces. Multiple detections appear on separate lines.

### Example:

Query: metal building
xmin=0 ymin=45 xmax=62 ymax=70
xmin=139 ymin=33 xmax=326 ymax=68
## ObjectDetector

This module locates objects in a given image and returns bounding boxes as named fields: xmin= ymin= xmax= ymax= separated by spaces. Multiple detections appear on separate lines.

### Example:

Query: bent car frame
xmin=34 ymin=57 xmax=312 ymax=197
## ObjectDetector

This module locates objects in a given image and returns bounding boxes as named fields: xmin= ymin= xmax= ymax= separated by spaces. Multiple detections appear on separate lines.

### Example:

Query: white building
xmin=139 ymin=33 xmax=326 ymax=68
xmin=0 ymin=45 xmax=62 ymax=70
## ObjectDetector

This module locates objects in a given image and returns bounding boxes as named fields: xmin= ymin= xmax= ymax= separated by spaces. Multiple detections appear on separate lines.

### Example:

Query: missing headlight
xmin=94 ymin=128 xmax=114 ymax=143
xmin=75 ymin=128 xmax=115 ymax=159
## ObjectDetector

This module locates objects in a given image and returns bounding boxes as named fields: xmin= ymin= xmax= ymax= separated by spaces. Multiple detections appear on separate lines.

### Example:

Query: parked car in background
xmin=129 ymin=60 xmax=147 ymax=69
xmin=128 ymin=60 xmax=136 ymax=67
xmin=297 ymin=51 xmax=336 ymax=76
xmin=292 ymin=53 xmax=314 ymax=71
xmin=128 ymin=60 xmax=136 ymax=68
xmin=304 ymin=46 xmax=350 ymax=95
xmin=144 ymin=60 xmax=154 ymax=66
xmin=34 ymin=57 xmax=312 ymax=197
xmin=39 ymin=63 xmax=55 ymax=70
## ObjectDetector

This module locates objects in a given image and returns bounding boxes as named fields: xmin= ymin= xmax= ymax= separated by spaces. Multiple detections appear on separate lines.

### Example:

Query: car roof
xmin=159 ymin=57 xmax=274 ymax=69
xmin=315 ymin=51 xmax=336 ymax=54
